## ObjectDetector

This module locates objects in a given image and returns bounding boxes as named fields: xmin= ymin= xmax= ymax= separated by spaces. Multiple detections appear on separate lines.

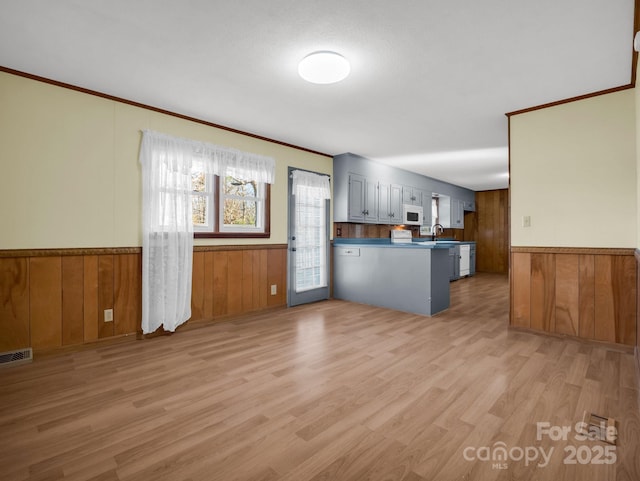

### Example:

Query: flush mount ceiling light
xmin=298 ymin=51 xmax=350 ymax=84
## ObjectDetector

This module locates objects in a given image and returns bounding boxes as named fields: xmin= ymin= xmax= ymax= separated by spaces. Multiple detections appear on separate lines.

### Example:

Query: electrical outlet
xmin=104 ymin=309 xmax=113 ymax=322
xmin=522 ymin=216 xmax=531 ymax=228
xmin=270 ymin=284 xmax=277 ymax=296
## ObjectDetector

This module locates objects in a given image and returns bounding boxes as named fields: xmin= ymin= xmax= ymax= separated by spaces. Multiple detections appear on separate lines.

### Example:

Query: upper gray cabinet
xmin=348 ymin=173 xmax=379 ymax=222
xmin=379 ymin=182 xmax=403 ymax=224
xmin=451 ymin=198 xmax=464 ymax=229
xmin=402 ymin=186 xmax=421 ymax=205
xmin=334 ymin=153 xmax=475 ymax=227
xmin=462 ymin=199 xmax=476 ymax=212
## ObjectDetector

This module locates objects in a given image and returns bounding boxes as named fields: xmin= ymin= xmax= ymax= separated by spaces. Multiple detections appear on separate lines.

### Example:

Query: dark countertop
xmin=333 ymin=238 xmax=475 ymax=249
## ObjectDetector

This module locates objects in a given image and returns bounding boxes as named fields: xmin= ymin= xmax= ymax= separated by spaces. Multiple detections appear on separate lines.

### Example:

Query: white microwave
xmin=402 ymin=204 xmax=423 ymax=225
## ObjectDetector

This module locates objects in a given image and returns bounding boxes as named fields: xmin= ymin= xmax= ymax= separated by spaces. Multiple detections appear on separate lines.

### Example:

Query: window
xmin=191 ymin=169 xmax=270 ymax=238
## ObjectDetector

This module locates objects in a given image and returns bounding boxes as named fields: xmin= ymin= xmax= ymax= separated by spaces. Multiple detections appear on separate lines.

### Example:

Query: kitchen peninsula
xmin=333 ymin=238 xmax=452 ymax=316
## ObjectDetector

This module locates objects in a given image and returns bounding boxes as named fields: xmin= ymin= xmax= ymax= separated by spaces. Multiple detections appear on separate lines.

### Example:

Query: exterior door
xmin=288 ymin=168 xmax=331 ymax=306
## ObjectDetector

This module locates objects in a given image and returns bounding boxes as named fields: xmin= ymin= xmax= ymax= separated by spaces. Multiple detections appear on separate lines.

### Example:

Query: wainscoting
xmin=511 ymin=247 xmax=636 ymax=346
xmin=0 ymin=245 xmax=287 ymax=352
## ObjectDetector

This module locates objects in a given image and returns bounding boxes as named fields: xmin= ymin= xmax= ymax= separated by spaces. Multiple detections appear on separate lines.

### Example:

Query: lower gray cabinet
xmin=470 ymin=243 xmax=476 ymax=276
xmin=448 ymin=246 xmax=460 ymax=281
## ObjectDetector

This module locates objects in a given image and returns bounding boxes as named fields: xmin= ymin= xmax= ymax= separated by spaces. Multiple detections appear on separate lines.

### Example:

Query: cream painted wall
xmin=510 ymin=89 xmax=636 ymax=248
xmin=0 ymin=72 xmax=332 ymax=249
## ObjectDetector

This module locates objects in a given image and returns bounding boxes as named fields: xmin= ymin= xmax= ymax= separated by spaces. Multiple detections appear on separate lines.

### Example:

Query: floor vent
xmin=0 ymin=348 xmax=33 ymax=368
xmin=579 ymin=411 xmax=617 ymax=445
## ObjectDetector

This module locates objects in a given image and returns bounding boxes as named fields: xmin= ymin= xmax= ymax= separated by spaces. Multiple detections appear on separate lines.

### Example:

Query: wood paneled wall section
xmin=472 ymin=189 xmax=509 ymax=274
xmin=511 ymin=248 xmax=636 ymax=346
xmin=0 ymin=245 xmax=287 ymax=352
xmin=190 ymin=247 xmax=286 ymax=321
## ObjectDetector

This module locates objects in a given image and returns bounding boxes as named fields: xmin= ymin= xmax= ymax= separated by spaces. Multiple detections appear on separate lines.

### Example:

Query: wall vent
xmin=0 ymin=348 xmax=33 ymax=368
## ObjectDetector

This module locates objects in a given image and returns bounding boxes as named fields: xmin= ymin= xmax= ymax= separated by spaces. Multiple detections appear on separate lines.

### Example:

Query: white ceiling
xmin=0 ymin=1 xmax=635 ymax=190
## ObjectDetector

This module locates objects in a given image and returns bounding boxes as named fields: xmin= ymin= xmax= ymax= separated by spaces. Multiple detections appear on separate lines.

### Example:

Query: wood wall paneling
xmin=612 ymin=255 xmax=635 ymax=345
xmin=594 ymin=256 xmax=616 ymax=343
xmin=1 ymin=245 xmax=287 ymax=352
xmin=241 ymin=250 xmax=257 ymax=312
xmin=62 ymin=256 xmax=84 ymax=345
xmin=83 ymin=255 xmax=99 ymax=342
xmin=554 ymin=254 xmax=579 ymax=337
xmin=476 ymin=190 xmax=509 ymax=274
xmin=578 ymin=255 xmax=595 ymax=339
xmin=212 ymin=251 xmax=228 ymax=317
xmin=511 ymin=248 xmax=636 ymax=347
xmin=114 ymin=253 xmax=141 ymax=336
xmin=227 ymin=251 xmax=243 ymax=316
xmin=258 ymin=249 xmax=269 ymax=308
xmin=530 ymin=253 xmax=555 ymax=332
xmin=98 ymin=255 xmax=114 ymax=339
xmin=191 ymin=251 xmax=205 ymax=321
xmin=29 ymin=257 xmax=62 ymax=349
xmin=0 ymin=258 xmax=29 ymax=352
xmin=511 ymin=252 xmax=531 ymax=328
xmin=203 ymin=251 xmax=215 ymax=319
xmin=267 ymin=248 xmax=286 ymax=307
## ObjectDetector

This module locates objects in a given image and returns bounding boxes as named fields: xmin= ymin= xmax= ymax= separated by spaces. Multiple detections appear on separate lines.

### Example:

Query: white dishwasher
xmin=459 ymin=244 xmax=470 ymax=277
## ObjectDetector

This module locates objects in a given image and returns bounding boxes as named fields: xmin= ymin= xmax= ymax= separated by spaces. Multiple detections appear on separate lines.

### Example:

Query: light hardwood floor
xmin=1 ymin=273 xmax=639 ymax=481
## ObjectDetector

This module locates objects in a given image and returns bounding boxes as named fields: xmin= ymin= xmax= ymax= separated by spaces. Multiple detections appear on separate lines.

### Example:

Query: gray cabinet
xmin=463 ymin=199 xmax=476 ymax=212
xmin=333 ymin=153 xmax=476 ymax=225
xmin=402 ymin=186 xmax=420 ymax=205
xmin=334 ymin=244 xmax=450 ymax=316
xmin=379 ymin=182 xmax=403 ymax=224
xmin=451 ymin=198 xmax=464 ymax=229
xmin=403 ymin=187 xmax=431 ymax=225
xmin=348 ymin=174 xmax=378 ymax=222
xmin=448 ymin=246 xmax=460 ymax=281
xmin=469 ymin=243 xmax=476 ymax=276
xmin=420 ymin=190 xmax=432 ymax=226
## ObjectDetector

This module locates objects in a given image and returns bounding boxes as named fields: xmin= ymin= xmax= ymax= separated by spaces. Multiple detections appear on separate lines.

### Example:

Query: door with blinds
xmin=287 ymin=168 xmax=331 ymax=306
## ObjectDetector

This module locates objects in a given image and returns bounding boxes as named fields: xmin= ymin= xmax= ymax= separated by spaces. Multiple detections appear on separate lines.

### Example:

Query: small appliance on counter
xmin=390 ymin=229 xmax=413 ymax=244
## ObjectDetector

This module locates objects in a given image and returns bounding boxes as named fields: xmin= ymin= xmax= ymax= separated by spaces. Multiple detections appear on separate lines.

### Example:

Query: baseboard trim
xmin=508 ymin=325 xmax=634 ymax=354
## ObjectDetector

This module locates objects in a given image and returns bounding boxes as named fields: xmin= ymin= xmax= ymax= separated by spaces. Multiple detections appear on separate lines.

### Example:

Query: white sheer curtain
xmin=291 ymin=170 xmax=331 ymax=292
xmin=139 ymin=130 xmax=275 ymax=334
xmin=139 ymin=131 xmax=194 ymax=334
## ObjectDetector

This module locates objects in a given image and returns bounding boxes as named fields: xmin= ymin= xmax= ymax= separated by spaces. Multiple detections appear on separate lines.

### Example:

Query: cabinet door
xmin=364 ymin=178 xmax=379 ymax=222
xmin=378 ymin=182 xmax=391 ymax=223
xmin=418 ymin=189 xmax=431 ymax=225
xmin=402 ymin=186 xmax=421 ymax=205
xmin=469 ymin=245 xmax=476 ymax=276
xmin=448 ymin=247 xmax=458 ymax=281
xmin=451 ymin=198 xmax=464 ymax=229
xmin=389 ymin=184 xmax=403 ymax=224
xmin=348 ymin=174 xmax=366 ymax=222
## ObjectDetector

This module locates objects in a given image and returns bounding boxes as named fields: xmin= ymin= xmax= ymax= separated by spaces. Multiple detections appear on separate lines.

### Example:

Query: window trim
xmin=194 ymin=175 xmax=271 ymax=239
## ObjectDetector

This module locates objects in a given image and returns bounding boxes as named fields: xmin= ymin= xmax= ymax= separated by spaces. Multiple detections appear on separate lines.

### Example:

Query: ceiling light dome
xmin=298 ymin=51 xmax=350 ymax=84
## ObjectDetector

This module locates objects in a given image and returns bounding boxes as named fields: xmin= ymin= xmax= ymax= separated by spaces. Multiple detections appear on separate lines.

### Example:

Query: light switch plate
xmin=522 ymin=216 xmax=531 ymax=228
xmin=270 ymin=285 xmax=277 ymax=295
xmin=104 ymin=309 xmax=113 ymax=322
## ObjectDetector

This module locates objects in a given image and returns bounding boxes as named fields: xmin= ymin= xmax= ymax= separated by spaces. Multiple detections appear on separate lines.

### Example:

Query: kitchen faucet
xmin=432 ymin=223 xmax=443 ymax=241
